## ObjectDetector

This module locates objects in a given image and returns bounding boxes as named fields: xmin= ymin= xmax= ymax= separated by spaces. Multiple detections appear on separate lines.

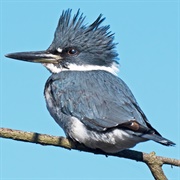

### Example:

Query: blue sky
xmin=0 ymin=0 xmax=179 ymax=179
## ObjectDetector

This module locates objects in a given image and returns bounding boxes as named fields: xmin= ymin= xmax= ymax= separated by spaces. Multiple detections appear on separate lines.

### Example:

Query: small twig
xmin=143 ymin=152 xmax=167 ymax=180
xmin=0 ymin=127 xmax=179 ymax=180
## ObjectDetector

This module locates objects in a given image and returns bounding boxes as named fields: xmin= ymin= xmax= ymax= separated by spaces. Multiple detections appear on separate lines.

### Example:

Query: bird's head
xmin=5 ymin=9 xmax=119 ymax=74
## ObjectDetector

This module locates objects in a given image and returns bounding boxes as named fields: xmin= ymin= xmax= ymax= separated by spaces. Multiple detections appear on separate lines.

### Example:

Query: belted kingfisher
xmin=5 ymin=9 xmax=175 ymax=153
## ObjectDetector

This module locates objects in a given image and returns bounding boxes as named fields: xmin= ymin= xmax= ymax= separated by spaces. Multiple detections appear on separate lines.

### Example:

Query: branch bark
xmin=0 ymin=127 xmax=179 ymax=180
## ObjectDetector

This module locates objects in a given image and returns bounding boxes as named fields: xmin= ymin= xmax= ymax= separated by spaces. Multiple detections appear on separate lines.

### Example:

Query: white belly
xmin=67 ymin=117 xmax=146 ymax=153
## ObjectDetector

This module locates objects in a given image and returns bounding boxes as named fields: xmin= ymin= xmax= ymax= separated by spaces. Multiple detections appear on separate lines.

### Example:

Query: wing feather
xmin=48 ymin=71 xmax=148 ymax=131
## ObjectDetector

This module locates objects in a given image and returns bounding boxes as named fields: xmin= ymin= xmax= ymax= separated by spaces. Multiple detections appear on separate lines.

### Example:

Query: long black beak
xmin=5 ymin=50 xmax=62 ymax=63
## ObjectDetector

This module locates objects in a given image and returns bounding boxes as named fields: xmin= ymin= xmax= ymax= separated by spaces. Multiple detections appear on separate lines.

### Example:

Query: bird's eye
xmin=67 ymin=48 xmax=78 ymax=55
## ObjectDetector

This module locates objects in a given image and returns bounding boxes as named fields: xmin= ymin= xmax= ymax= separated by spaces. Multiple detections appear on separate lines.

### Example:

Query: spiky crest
xmin=48 ymin=9 xmax=118 ymax=62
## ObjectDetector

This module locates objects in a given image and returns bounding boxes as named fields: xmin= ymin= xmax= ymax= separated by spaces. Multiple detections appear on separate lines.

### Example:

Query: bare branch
xmin=0 ymin=127 xmax=179 ymax=180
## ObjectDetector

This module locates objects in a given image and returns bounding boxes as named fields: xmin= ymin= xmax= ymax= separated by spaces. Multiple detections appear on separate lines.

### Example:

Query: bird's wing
xmin=47 ymin=71 xmax=151 ymax=132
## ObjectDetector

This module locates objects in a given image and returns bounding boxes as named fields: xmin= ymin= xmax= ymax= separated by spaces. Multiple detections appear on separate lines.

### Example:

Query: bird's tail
xmin=141 ymin=133 xmax=175 ymax=146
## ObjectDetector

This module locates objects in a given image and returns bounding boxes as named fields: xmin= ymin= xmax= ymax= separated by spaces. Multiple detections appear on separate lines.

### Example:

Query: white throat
xmin=43 ymin=62 xmax=119 ymax=75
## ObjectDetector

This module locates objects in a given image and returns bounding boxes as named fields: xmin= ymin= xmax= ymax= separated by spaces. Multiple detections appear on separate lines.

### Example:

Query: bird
xmin=5 ymin=9 xmax=175 ymax=153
